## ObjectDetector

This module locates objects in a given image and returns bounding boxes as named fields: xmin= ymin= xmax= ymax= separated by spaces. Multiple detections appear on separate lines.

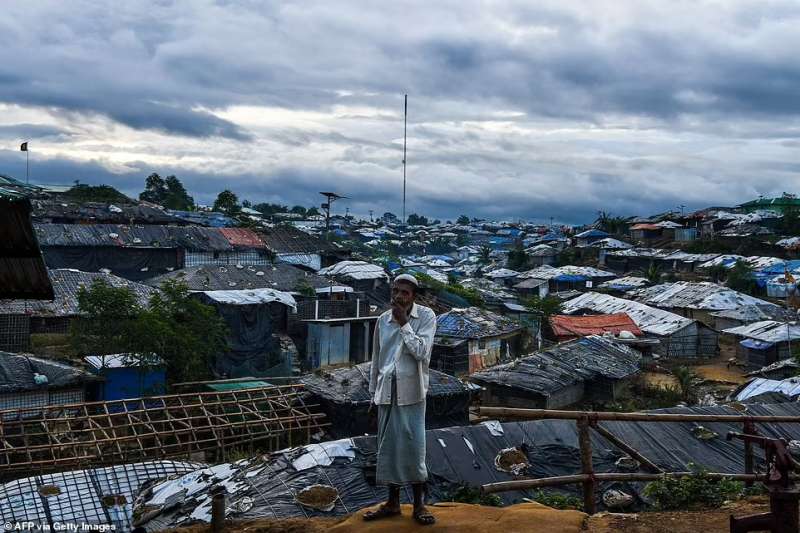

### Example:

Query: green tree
xmin=137 ymin=280 xmax=228 ymax=383
xmin=478 ymin=245 xmax=493 ymax=264
xmin=781 ymin=206 xmax=800 ymax=236
xmin=163 ymin=175 xmax=194 ymax=210
xmin=253 ymin=202 xmax=288 ymax=216
xmin=507 ymin=241 xmax=529 ymax=270
xmin=523 ymin=295 xmax=562 ymax=319
xmin=139 ymin=173 xmax=194 ymax=210
xmin=307 ymin=207 xmax=320 ymax=216
xmin=407 ymin=213 xmax=429 ymax=226
xmin=70 ymin=280 xmax=142 ymax=356
xmin=139 ymin=173 xmax=168 ymax=205
xmin=71 ymin=279 xmax=228 ymax=384
xmin=726 ymin=260 xmax=757 ymax=295
xmin=456 ymin=233 xmax=470 ymax=247
xmin=67 ymin=184 xmax=130 ymax=204
xmin=213 ymin=189 xmax=240 ymax=214
xmin=290 ymin=205 xmax=307 ymax=215
xmin=672 ymin=366 xmax=700 ymax=404
xmin=457 ymin=215 xmax=471 ymax=225
xmin=595 ymin=211 xmax=628 ymax=234
xmin=645 ymin=263 xmax=661 ymax=284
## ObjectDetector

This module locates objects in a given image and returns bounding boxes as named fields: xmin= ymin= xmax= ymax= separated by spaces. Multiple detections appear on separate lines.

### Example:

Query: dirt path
xmin=586 ymin=496 xmax=769 ymax=532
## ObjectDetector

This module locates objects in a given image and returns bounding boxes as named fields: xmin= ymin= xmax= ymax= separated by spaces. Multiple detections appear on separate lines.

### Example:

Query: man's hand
xmin=391 ymin=300 xmax=409 ymax=326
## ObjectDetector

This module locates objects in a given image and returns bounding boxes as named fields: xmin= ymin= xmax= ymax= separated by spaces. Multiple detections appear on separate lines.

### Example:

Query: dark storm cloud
xmin=2 ymin=1 xmax=800 ymax=222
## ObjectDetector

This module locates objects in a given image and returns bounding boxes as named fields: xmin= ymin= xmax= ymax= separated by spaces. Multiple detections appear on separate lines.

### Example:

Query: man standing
xmin=364 ymin=274 xmax=437 ymax=525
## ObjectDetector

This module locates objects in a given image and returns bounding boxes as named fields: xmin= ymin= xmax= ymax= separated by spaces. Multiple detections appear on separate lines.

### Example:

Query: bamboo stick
xmin=591 ymin=422 xmax=663 ymax=473
xmin=479 ymin=407 xmax=800 ymax=423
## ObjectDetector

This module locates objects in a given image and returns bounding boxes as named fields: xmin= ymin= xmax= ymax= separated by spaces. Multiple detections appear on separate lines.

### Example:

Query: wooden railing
xmin=478 ymin=406 xmax=800 ymax=514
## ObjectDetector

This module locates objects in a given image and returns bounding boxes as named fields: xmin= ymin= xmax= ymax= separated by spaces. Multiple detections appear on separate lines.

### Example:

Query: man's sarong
xmin=375 ymin=378 xmax=427 ymax=485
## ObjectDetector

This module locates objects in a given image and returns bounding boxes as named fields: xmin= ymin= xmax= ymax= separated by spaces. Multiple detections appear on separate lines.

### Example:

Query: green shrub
xmin=643 ymin=464 xmax=744 ymax=510
xmin=444 ymin=484 xmax=503 ymax=507
xmin=529 ymin=490 xmax=583 ymax=510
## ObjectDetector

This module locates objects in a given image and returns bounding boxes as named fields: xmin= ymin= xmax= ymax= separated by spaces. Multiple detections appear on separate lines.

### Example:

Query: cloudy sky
xmin=2 ymin=1 xmax=799 ymax=223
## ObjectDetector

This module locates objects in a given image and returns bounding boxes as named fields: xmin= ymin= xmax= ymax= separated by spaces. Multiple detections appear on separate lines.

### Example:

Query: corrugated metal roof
xmin=146 ymin=264 xmax=336 ymax=292
xmin=550 ymin=313 xmax=642 ymax=338
xmin=561 ymin=291 xmax=694 ymax=336
xmin=219 ymin=228 xmax=266 ymax=249
xmin=722 ymin=320 xmax=800 ymax=343
xmin=258 ymin=226 xmax=334 ymax=254
xmin=435 ymin=306 xmax=521 ymax=339
xmin=0 ymin=268 xmax=158 ymax=316
xmin=630 ymin=281 xmax=776 ymax=311
xmin=598 ymin=276 xmax=649 ymax=290
xmin=35 ymin=224 xmax=234 ymax=252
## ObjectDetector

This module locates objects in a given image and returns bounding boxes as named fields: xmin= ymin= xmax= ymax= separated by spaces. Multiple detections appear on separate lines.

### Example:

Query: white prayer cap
xmin=393 ymin=273 xmax=419 ymax=287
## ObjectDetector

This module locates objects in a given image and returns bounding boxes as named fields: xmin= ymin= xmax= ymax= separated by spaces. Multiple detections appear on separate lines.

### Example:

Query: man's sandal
xmin=363 ymin=504 xmax=401 ymax=521
xmin=413 ymin=508 xmax=436 ymax=525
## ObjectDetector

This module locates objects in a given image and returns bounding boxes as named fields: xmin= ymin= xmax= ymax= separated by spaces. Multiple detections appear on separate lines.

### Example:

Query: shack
xmin=0 ymin=352 xmax=98 ymax=411
xmin=259 ymin=225 xmax=346 ymax=271
xmin=84 ymin=353 xmax=166 ymax=401
xmin=303 ymin=316 xmax=378 ymax=370
xmin=562 ymin=292 xmax=718 ymax=358
xmin=145 ymin=263 xmax=336 ymax=293
xmin=195 ymin=289 xmax=298 ymax=378
xmin=722 ymin=320 xmax=800 ymax=369
xmin=432 ymin=307 xmax=523 ymax=376
xmin=549 ymin=313 xmax=642 ymax=342
xmin=0 ymin=269 xmax=158 ymax=352
xmin=629 ymin=281 xmax=777 ymax=327
xmin=470 ymin=336 xmax=641 ymax=409
xmin=300 ymin=361 xmax=473 ymax=438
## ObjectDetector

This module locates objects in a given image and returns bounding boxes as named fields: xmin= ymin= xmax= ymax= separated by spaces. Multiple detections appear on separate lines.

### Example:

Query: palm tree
xmin=672 ymin=366 xmax=699 ymax=404
xmin=478 ymin=245 xmax=492 ymax=264
xmin=645 ymin=263 xmax=661 ymax=284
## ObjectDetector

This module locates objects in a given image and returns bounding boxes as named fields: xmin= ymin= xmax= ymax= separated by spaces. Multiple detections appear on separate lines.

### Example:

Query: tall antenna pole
xmin=402 ymin=94 xmax=407 ymax=225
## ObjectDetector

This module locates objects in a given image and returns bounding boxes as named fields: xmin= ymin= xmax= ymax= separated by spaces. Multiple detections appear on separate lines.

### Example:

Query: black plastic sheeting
xmin=300 ymin=362 xmax=474 ymax=438
xmin=471 ymin=335 xmax=641 ymax=395
xmin=132 ymin=402 xmax=800 ymax=529
xmin=197 ymin=296 xmax=288 ymax=378
xmin=0 ymin=352 xmax=97 ymax=393
xmin=43 ymin=246 xmax=180 ymax=281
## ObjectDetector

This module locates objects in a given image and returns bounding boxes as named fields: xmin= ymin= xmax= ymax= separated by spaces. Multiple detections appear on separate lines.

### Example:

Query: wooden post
xmin=743 ymin=420 xmax=755 ymax=487
xmin=578 ymin=416 xmax=596 ymax=514
xmin=211 ymin=492 xmax=226 ymax=533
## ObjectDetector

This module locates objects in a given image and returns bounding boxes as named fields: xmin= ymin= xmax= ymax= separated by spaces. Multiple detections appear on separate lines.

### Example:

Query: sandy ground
xmin=586 ymin=496 xmax=770 ymax=533
xmin=167 ymin=497 xmax=774 ymax=533
xmin=169 ymin=502 xmax=587 ymax=533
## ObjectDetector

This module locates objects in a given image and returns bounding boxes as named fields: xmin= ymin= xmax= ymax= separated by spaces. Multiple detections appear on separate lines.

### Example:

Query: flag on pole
xmin=20 ymin=142 xmax=28 ymax=151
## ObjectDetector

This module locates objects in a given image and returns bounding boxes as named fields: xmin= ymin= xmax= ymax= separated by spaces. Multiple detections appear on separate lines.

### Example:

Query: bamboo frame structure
xmin=0 ymin=384 xmax=327 ymax=477
xmin=478 ymin=406 xmax=800 ymax=514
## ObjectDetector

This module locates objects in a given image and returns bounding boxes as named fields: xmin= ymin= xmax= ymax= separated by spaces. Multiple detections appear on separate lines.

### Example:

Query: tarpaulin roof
xmin=0 ymin=461 xmax=203 ymax=529
xmin=709 ymin=304 xmax=798 ymax=323
xmin=470 ymin=336 xmax=641 ymax=395
xmin=436 ymin=306 xmax=522 ymax=339
xmin=300 ymin=361 xmax=471 ymax=405
xmin=519 ymin=265 xmax=615 ymax=281
xmin=0 ymin=352 xmax=98 ymax=393
xmin=318 ymin=261 xmax=388 ymax=280
xmin=740 ymin=339 xmax=774 ymax=350
xmin=630 ymin=281 xmax=776 ymax=311
xmin=550 ymin=313 xmax=642 ymax=339
xmin=722 ymin=320 xmax=800 ymax=343
xmin=630 ymin=223 xmax=661 ymax=230
xmin=732 ymin=377 xmax=800 ymax=401
xmin=145 ymin=264 xmax=336 ymax=292
xmin=10 ymin=402 xmax=800 ymax=529
xmin=0 ymin=268 xmax=158 ymax=316
xmin=561 ymin=292 xmax=694 ymax=337
xmin=574 ymin=229 xmax=608 ymax=238
xmin=258 ymin=226 xmax=334 ymax=254
xmin=219 ymin=228 xmax=266 ymax=249
xmin=199 ymin=288 xmax=296 ymax=309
